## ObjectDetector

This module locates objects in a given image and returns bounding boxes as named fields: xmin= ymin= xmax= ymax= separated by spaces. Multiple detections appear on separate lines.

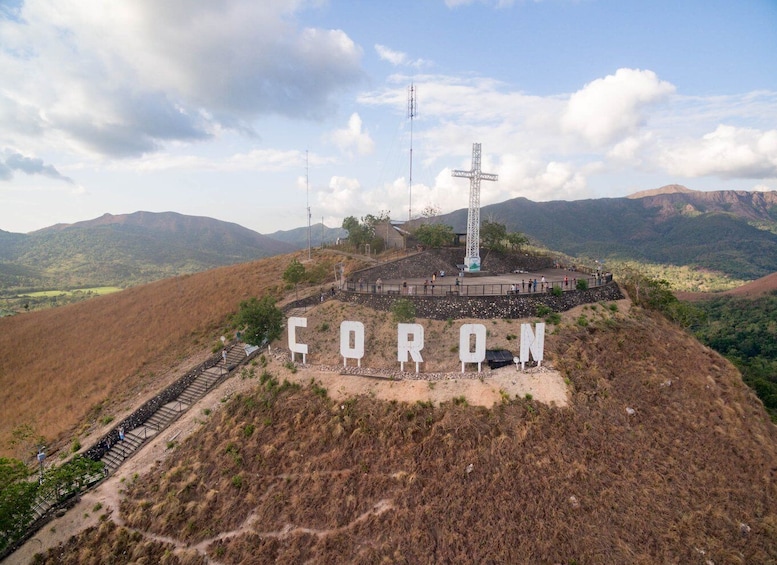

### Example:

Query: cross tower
xmin=452 ymin=143 xmax=498 ymax=272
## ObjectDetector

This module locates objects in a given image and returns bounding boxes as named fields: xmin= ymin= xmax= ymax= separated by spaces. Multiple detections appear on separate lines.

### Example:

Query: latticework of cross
xmin=452 ymin=143 xmax=497 ymax=272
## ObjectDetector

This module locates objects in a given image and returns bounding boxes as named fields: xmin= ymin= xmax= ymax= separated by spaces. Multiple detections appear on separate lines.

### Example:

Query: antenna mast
xmin=407 ymin=83 xmax=417 ymax=222
xmin=306 ymin=150 xmax=311 ymax=260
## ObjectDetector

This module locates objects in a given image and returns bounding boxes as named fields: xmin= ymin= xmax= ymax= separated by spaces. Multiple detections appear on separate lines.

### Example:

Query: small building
xmin=374 ymin=220 xmax=409 ymax=250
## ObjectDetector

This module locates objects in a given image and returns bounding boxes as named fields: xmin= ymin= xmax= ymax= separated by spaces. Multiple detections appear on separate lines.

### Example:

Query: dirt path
xmin=8 ymin=355 xmax=567 ymax=564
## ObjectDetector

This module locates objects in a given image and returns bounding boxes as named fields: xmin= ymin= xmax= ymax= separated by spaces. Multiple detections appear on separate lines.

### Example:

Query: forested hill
xmin=438 ymin=187 xmax=777 ymax=279
xmin=0 ymin=212 xmax=295 ymax=290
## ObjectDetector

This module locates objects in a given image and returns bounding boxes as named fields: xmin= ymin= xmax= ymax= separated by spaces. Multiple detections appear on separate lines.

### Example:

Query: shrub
xmin=545 ymin=312 xmax=562 ymax=325
xmin=576 ymin=279 xmax=589 ymax=290
xmin=391 ymin=299 xmax=416 ymax=323
xmin=551 ymin=286 xmax=563 ymax=297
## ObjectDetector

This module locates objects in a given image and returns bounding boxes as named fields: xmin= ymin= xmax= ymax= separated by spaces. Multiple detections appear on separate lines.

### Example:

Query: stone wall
xmin=287 ymin=281 xmax=623 ymax=321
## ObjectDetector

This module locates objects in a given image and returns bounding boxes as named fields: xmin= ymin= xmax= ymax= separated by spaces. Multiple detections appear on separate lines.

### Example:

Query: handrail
xmin=343 ymin=274 xmax=612 ymax=296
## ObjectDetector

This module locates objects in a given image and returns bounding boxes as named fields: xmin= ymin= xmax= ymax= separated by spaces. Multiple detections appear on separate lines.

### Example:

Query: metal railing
xmin=345 ymin=274 xmax=612 ymax=296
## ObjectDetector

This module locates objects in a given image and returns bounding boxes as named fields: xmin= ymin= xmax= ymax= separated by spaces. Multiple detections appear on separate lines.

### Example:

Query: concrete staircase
xmin=97 ymin=343 xmax=253 ymax=474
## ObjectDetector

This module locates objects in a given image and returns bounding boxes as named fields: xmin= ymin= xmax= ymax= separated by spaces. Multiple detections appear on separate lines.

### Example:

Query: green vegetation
xmin=391 ymin=299 xmax=416 ymax=323
xmin=341 ymin=212 xmax=389 ymax=253
xmin=413 ymin=223 xmax=455 ymax=248
xmin=692 ymin=292 xmax=777 ymax=420
xmin=1 ymin=287 xmax=123 ymax=315
xmin=611 ymin=260 xmax=746 ymax=293
xmin=0 ymin=455 xmax=104 ymax=553
xmin=480 ymin=220 xmax=528 ymax=252
xmin=234 ymin=295 xmax=283 ymax=347
xmin=0 ymin=457 xmax=37 ymax=553
xmin=282 ymin=259 xmax=306 ymax=298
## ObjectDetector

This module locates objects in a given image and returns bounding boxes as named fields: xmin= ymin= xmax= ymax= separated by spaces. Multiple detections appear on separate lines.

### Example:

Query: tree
xmin=414 ymin=223 xmax=454 ymax=248
xmin=234 ymin=296 xmax=284 ymax=347
xmin=506 ymin=232 xmax=529 ymax=251
xmin=0 ymin=457 xmax=37 ymax=553
xmin=481 ymin=220 xmax=508 ymax=251
xmin=341 ymin=212 xmax=390 ymax=253
xmin=282 ymin=259 xmax=306 ymax=299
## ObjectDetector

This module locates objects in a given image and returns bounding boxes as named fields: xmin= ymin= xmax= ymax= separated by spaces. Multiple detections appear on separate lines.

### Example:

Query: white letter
xmin=460 ymin=324 xmax=486 ymax=372
xmin=340 ymin=321 xmax=365 ymax=367
xmin=520 ymin=322 xmax=545 ymax=368
xmin=287 ymin=317 xmax=308 ymax=363
xmin=398 ymin=323 xmax=424 ymax=372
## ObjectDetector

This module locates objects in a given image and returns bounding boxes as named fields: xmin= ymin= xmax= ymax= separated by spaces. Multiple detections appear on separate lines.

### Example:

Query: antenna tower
xmin=306 ymin=150 xmax=311 ymax=260
xmin=407 ymin=83 xmax=417 ymax=222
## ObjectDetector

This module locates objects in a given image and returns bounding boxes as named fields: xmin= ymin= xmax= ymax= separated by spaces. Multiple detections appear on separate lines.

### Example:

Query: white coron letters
xmin=520 ymin=322 xmax=545 ymax=369
xmin=287 ymin=317 xmax=308 ymax=364
xmin=397 ymin=323 xmax=424 ymax=373
xmin=459 ymin=324 xmax=486 ymax=372
xmin=340 ymin=321 xmax=365 ymax=367
xmin=285 ymin=317 xmax=544 ymax=373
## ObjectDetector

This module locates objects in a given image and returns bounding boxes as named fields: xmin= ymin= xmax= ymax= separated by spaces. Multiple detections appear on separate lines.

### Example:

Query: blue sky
xmin=1 ymin=0 xmax=776 ymax=235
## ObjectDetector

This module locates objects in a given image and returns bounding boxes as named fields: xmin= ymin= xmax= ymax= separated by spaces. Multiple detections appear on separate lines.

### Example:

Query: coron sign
xmin=287 ymin=317 xmax=544 ymax=373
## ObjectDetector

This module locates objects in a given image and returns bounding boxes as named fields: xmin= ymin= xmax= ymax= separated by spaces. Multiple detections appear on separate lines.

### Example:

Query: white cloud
xmin=374 ymin=44 xmax=431 ymax=69
xmin=375 ymin=45 xmax=407 ymax=66
xmin=0 ymin=0 xmax=364 ymax=158
xmin=661 ymin=125 xmax=777 ymax=179
xmin=444 ymin=0 xmax=516 ymax=7
xmin=316 ymin=175 xmax=363 ymax=217
xmin=0 ymin=150 xmax=74 ymax=183
xmin=562 ymin=68 xmax=675 ymax=147
xmin=330 ymin=113 xmax=375 ymax=157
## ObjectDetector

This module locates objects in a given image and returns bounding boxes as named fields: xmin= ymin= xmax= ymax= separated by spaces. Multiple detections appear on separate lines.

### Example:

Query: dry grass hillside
xmin=27 ymin=307 xmax=777 ymax=564
xmin=0 ymin=250 xmax=366 ymax=459
xmin=5 ymin=250 xmax=777 ymax=563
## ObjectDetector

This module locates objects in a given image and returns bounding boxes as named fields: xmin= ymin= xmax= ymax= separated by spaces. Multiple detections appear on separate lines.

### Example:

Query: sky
xmin=1 ymin=0 xmax=776 ymax=235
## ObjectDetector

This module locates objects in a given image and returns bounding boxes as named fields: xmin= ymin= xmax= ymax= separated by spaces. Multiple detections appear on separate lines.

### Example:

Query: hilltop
xmin=2 ymin=251 xmax=777 ymax=563
xmin=2 ymin=186 xmax=777 ymax=302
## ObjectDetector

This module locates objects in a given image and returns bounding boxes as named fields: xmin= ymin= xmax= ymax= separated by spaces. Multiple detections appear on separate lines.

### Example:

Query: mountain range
xmin=1 ymin=186 xmax=776 ymax=292
xmin=436 ymin=185 xmax=777 ymax=279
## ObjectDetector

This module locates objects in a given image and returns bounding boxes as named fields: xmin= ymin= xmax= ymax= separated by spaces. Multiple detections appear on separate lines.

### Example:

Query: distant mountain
xmin=436 ymin=186 xmax=777 ymax=279
xmin=0 ymin=212 xmax=295 ymax=290
xmin=265 ymin=223 xmax=346 ymax=250
xmin=626 ymin=183 xmax=696 ymax=199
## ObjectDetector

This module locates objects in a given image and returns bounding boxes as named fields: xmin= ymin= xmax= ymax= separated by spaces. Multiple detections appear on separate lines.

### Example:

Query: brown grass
xmin=8 ymin=251 xmax=777 ymax=563
xmin=29 ymin=520 xmax=206 ymax=565
xmin=0 ymin=250 xmax=365 ymax=459
xmin=109 ymin=309 xmax=777 ymax=564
